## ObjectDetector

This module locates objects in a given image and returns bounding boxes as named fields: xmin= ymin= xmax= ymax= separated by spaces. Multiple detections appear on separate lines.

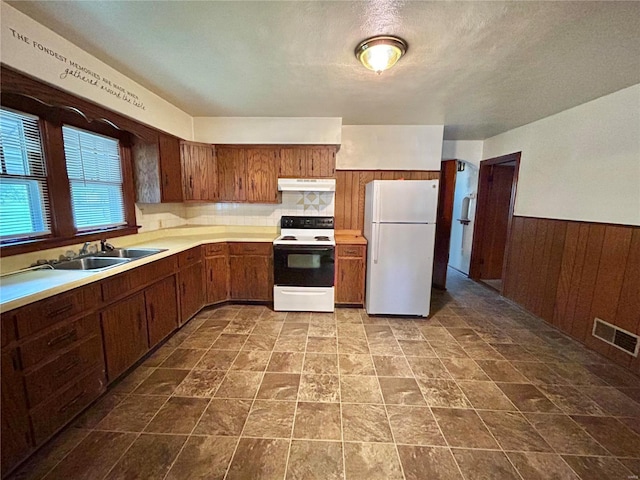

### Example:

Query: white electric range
xmin=273 ymin=216 xmax=335 ymax=312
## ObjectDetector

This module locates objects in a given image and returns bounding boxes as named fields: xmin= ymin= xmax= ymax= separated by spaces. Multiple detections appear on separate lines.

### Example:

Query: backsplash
xmin=136 ymin=191 xmax=335 ymax=231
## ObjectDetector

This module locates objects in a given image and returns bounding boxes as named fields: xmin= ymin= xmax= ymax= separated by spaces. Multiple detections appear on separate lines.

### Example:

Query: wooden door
xmin=279 ymin=148 xmax=307 ymax=177
xmin=246 ymin=148 xmax=279 ymax=203
xmin=336 ymin=258 xmax=365 ymax=304
xmin=158 ymin=134 xmax=183 ymax=202
xmin=308 ymin=147 xmax=336 ymax=178
xmin=245 ymin=255 xmax=273 ymax=300
xmin=432 ymin=160 xmax=457 ymax=289
xmin=229 ymin=256 xmax=248 ymax=300
xmin=1 ymin=349 xmax=32 ymax=474
xmin=101 ymin=293 xmax=149 ymax=381
xmin=181 ymin=142 xmax=215 ymax=201
xmin=217 ymin=147 xmax=246 ymax=201
xmin=179 ymin=262 xmax=204 ymax=324
xmin=206 ymin=256 xmax=229 ymax=304
xmin=145 ymin=276 xmax=179 ymax=348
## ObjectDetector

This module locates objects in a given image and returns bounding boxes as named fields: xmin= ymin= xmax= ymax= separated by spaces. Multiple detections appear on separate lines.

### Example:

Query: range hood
xmin=278 ymin=178 xmax=336 ymax=192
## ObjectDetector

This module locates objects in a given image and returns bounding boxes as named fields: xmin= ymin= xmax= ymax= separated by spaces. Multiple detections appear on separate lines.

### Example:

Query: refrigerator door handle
xmin=375 ymin=182 xmax=381 ymax=223
xmin=374 ymin=223 xmax=381 ymax=263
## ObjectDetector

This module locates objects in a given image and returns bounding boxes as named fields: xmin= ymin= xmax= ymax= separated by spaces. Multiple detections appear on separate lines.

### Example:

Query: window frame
xmin=0 ymin=96 xmax=139 ymax=256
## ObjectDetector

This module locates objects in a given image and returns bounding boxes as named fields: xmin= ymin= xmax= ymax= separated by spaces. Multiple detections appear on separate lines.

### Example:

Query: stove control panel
xmin=280 ymin=216 xmax=334 ymax=229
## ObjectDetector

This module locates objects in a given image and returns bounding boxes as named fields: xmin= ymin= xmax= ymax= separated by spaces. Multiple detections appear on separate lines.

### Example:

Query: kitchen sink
xmin=95 ymin=248 xmax=167 ymax=259
xmin=52 ymin=257 xmax=131 ymax=271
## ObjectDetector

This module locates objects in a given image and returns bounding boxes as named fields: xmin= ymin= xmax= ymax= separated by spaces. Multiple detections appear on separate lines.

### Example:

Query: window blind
xmin=62 ymin=125 xmax=126 ymax=231
xmin=0 ymin=108 xmax=51 ymax=241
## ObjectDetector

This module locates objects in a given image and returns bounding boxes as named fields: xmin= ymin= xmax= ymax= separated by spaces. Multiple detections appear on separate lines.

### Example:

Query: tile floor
xmin=10 ymin=269 xmax=640 ymax=480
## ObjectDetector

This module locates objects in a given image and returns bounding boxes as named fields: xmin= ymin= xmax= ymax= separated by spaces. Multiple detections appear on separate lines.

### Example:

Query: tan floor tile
xmin=387 ymin=406 xmax=446 ymax=446
xmin=308 ymin=323 xmax=337 ymax=337
xmin=194 ymin=399 xmax=252 ymax=436
xmin=397 ymin=445 xmax=462 ymax=480
xmin=562 ymin=455 xmax=633 ymax=480
xmin=242 ymin=334 xmax=278 ymax=351
xmin=497 ymin=383 xmax=562 ymax=413
xmin=159 ymin=348 xmax=206 ymax=369
xmin=342 ymin=404 xmax=392 ymax=442
xmin=537 ymin=384 xmax=606 ymax=415
xmin=286 ymin=440 xmax=344 ymax=480
xmin=338 ymin=336 xmax=371 ymax=354
xmin=432 ymin=408 xmax=499 ymax=449
xmin=96 ymin=395 xmax=167 ymax=432
xmin=111 ymin=366 xmax=155 ymax=393
xmin=293 ymin=402 xmax=341 ymax=440
xmin=307 ymin=336 xmax=338 ymax=353
xmin=243 ymin=400 xmax=296 ymax=438
xmin=252 ymin=322 xmax=284 ymax=335
xmin=230 ymin=350 xmax=271 ymax=371
xmin=211 ymin=334 xmax=248 ymax=350
xmin=144 ymin=396 xmax=209 ymax=434
xmin=257 ymin=373 xmax=301 ymax=400
xmin=214 ymin=371 xmax=263 ymax=399
xmin=286 ymin=312 xmax=312 ymax=323
xmin=339 ymin=354 xmax=376 ymax=375
xmin=267 ymin=352 xmax=304 ymax=373
xmin=174 ymin=370 xmax=226 ymax=397
xmin=73 ymin=392 xmax=127 ymax=428
xmin=441 ymin=358 xmax=490 ymax=381
xmin=507 ymin=452 xmax=580 ymax=480
xmin=406 ymin=357 xmax=452 ymax=379
xmin=195 ymin=350 xmax=238 ymax=370
xmin=476 ymin=360 xmax=528 ymax=382
xmin=226 ymin=438 xmax=289 ymax=480
xmin=478 ymin=410 xmax=552 ymax=452
xmin=343 ymin=442 xmax=403 ymax=480
xmin=525 ymin=413 xmax=607 ymax=455
xmin=280 ymin=323 xmax=309 ymax=336
xmin=299 ymin=374 xmax=340 ymax=402
xmin=166 ymin=436 xmax=237 ymax=480
xmin=570 ymin=415 xmax=640 ymax=458
xmin=372 ymin=355 xmax=413 ymax=377
xmin=303 ymin=353 xmax=338 ymax=374
xmin=378 ymin=377 xmax=426 ymax=405
xmin=274 ymin=335 xmax=307 ymax=352
xmin=416 ymin=378 xmax=472 ymax=408
xmin=451 ymin=448 xmax=521 ymax=480
xmin=457 ymin=381 xmax=516 ymax=410
xmin=580 ymin=386 xmax=640 ymax=417
xmin=397 ymin=340 xmax=436 ymax=357
xmin=340 ymin=375 xmax=384 ymax=404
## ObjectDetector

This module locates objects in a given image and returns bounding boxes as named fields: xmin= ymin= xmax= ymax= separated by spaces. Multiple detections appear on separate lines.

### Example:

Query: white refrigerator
xmin=364 ymin=180 xmax=439 ymax=316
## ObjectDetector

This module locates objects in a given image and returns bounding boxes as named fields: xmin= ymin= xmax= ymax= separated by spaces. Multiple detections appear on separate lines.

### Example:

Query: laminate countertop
xmin=335 ymin=230 xmax=367 ymax=245
xmin=0 ymin=225 xmax=278 ymax=312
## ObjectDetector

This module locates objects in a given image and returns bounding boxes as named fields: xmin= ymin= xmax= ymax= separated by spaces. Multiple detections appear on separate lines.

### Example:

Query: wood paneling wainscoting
xmin=503 ymin=216 xmax=640 ymax=372
xmin=335 ymin=170 xmax=440 ymax=231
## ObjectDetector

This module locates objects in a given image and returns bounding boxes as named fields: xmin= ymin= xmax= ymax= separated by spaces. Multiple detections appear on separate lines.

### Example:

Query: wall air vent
xmin=592 ymin=318 xmax=639 ymax=357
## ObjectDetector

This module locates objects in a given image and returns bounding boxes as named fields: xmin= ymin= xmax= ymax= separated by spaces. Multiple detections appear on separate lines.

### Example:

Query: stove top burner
xmin=315 ymin=236 xmax=330 ymax=241
xmin=281 ymin=236 xmax=297 ymax=240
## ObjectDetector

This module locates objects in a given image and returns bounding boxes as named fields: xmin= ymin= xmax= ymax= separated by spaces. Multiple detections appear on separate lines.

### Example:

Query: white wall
xmin=193 ymin=117 xmax=341 ymax=145
xmin=483 ymin=84 xmax=640 ymax=226
xmin=337 ymin=125 xmax=444 ymax=170
xmin=442 ymin=141 xmax=483 ymax=274
xmin=0 ymin=3 xmax=193 ymax=140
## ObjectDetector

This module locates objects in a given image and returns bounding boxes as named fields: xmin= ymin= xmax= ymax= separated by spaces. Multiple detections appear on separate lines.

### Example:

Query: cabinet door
xmin=246 ymin=148 xmax=279 ymax=203
xmin=279 ymin=148 xmax=307 ymax=178
xmin=146 ymin=276 xmax=179 ymax=348
xmin=308 ymin=147 xmax=336 ymax=178
xmin=230 ymin=255 xmax=272 ymax=301
xmin=181 ymin=142 xmax=216 ymax=201
xmin=229 ymin=256 xmax=248 ymax=300
xmin=178 ymin=262 xmax=204 ymax=324
xmin=206 ymin=256 xmax=229 ymax=304
xmin=1 ymin=350 xmax=32 ymax=475
xmin=158 ymin=134 xmax=184 ymax=202
xmin=336 ymin=257 xmax=365 ymax=304
xmin=217 ymin=147 xmax=246 ymax=201
xmin=101 ymin=293 xmax=149 ymax=381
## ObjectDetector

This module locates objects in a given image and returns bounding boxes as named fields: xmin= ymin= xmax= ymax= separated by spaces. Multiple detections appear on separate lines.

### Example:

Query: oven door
xmin=274 ymin=245 xmax=335 ymax=287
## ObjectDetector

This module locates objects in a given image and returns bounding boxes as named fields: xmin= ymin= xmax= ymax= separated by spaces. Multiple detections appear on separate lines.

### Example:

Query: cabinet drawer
xmin=337 ymin=245 xmax=366 ymax=258
xmin=20 ymin=314 xmax=100 ymax=369
xmin=178 ymin=247 xmax=202 ymax=267
xmin=14 ymin=289 xmax=86 ymax=338
xmin=132 ymin=256 xmax=177 ymax=285
xmin=204 ymin=243 xmax=228 ymax=256
xmin=24 ymin=335 xmax=104 ymax=408
xmin=30 ymin=367 xmax=106 ymax=444
xmin=101 ymin=271 xmax=133 ymax=302
xmin=229 ymin=242 xmax=272 ymax=256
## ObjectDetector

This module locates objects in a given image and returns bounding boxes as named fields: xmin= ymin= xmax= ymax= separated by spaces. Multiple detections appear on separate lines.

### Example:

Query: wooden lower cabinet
xmin=178 ymin=262 xmax=204 ymax=324
xmin=205 ymin=256 xmax=229 ymax=304
xmin=336 ymin=244 xmax=366 ymax=305
xmin=229 ymin=255 xmax=273 ymax=301
xmin=101 ymin=293 xmax=149 ymax=382
xmin=145 ymin=276 xmax=179 ymax=348
xmin=1 ymin=349 xmax=32 ymax=476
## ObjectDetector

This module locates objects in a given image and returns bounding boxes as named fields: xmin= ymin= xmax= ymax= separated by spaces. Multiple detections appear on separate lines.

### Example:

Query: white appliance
xmin=277 ymin=178 xmax=336 ymax=192
xmin=273 ymin=216 xmax=335 ymax=312
xmin=364 ymin=180 xmax=439 ymax=316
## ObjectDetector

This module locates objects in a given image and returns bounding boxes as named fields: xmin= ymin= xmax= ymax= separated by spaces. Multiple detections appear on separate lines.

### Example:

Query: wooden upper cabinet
xmin=279 ymin=146 xmax=336 ymax=178
xmin=217 ymin=147 xmax=246 ymax=202
xmin=133 ymin=133 xmax=183 ymax=203
xmin=246 ymin=148 xmax=280 ymax=203
xmin=180 ymin=141 xmax=217 ymax=202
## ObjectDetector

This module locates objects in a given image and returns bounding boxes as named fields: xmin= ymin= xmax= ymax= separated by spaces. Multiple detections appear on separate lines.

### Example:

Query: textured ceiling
xmin=7 ymin=1 xmax=640 ymax=140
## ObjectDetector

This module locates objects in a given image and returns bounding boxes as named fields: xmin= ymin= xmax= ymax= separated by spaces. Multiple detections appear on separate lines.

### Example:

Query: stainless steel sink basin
xmin=95 ymin=248 xmax=167 ymax=259
xmin=52 ymin=257 xmax=131 ymax=271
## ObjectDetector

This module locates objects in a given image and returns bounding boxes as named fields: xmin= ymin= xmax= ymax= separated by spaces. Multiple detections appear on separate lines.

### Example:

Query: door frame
xmin=469 ymin=152 xmax=521 ymax=286
xmin=432 ymin=159 xmax=458 ymax=290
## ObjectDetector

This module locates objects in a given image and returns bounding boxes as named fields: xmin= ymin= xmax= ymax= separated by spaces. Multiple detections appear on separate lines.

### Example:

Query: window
xmin=0 ymin=108 xmax=50 ymax=241
xmin=62 ymin=125 xmax=126 ymax=231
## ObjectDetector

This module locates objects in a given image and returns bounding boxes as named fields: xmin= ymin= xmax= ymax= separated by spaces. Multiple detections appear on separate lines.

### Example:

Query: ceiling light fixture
xmin=355 ymin=35 xmax=407 ymax=74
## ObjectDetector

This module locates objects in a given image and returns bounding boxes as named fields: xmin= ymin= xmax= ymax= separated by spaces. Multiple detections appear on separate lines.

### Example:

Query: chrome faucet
xmin=79 ymin=242 xmax=92 ymax=255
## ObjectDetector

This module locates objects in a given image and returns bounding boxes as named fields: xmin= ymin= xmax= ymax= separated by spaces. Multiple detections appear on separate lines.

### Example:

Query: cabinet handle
xmin=55 ymin=359 xmax=80 ymax=377
xmin=46 ymin=304 xmax=73 ymax=318
xmin=11 ymin=350 xmax=20 ymax=371
xmin=164 ymin=173 xmax=169 ymax=186
xmin=182 ymin=282 xmax=186 ymax=295
xmin=209 ymin=270 xmax=213 ymax=282
xmin=47 ymin=330 xmax=77 ymax=347
xmin=58 ymin=390 xmax=85 ymax=413
xmin=238 ymin=177 xmax=243 ymax=191
xmin=189 ymin=175 xmax=193 ymax=190
xmin=149 ymin=304 xmax=155 ymax=322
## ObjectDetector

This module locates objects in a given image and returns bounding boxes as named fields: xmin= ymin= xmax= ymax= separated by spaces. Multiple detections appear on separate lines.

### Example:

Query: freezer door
xmin=365 ymin=223 xmax=436 ymax=316
xmin=372 ymin=180 xmax=439 ymax=224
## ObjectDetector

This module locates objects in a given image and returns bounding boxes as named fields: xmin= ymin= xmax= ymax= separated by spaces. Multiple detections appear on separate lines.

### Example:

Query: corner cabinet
xmin=132 ymin=133 xmax=183 ymax=203
xmin=177 ymin=247 xmax=205 ymax=324
xmin=335 ymin=244 xmax=366 ymax=305
xmin=204 ymin=243 xmax=230 ymax=305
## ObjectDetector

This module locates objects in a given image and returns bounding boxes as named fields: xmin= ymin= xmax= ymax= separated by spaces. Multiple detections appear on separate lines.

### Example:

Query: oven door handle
xmin=279 ymin=289 xmax=330 ymax=296
xmin=274 ymin=245 xmax=334 ymax=253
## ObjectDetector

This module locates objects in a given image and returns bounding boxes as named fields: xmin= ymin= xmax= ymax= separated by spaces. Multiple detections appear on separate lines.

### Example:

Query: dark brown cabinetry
xmin=335 ymin=244 xmax=366 ymax=305
xmin=217 ymin=147 xmax=280 ymax=203
xmin=217 ymin=147 xmax=247 ymax=202
xmin=101 ymin=293 xmax=149 ymax=381
xmin=180 ymin=141 xmax=217 ymax=201
xmin=145 ymin=276 xmax=179 ymax=348
xmin=229 ymin=243 xmax=273 ymax=301
xmin=178 ymin=247 xmax=204 ymax=324
xmin=204 ymin=243 xmax=229 ymax=305
xmin=279 ymin=146 xmax=336 ymax=178
xmin=133 ymin=133 xmax=183 ymax=203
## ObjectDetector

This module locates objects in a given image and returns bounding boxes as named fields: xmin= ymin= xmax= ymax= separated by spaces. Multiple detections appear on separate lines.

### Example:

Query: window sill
xmin=0 ymin=225 xmax=140 ymax=257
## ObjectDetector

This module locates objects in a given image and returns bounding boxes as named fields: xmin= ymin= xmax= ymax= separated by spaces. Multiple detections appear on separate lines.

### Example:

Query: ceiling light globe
xmin=355 ymin=36 xmax=407 ymax=74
